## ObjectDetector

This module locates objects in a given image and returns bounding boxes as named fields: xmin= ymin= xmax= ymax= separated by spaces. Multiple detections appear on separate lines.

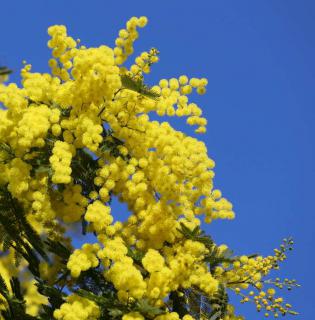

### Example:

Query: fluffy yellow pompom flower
xmin=17 ymin=104 xmax=52 ymax=149
xmin=67 ymin=243 xmax=100 ymax=277
xmin=85 ymin=200 xmax=113 ymax=232
xmin=49 ymin=140 xmax=74 ymax=184
xmin=7 ymin=158 xmax=31 ymax=200
xmin=105 ymin=256 xmax=147 ymax=301
xmin=142 ymin=249 xmax=165 ymax=273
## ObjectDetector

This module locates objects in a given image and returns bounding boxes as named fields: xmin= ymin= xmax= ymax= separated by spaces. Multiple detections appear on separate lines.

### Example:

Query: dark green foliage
xmin=0 ymin=143 xmax=15 ymax=162
xmin=71 ymin=148 xmax=99 ymax=197
xmin=36 ymin=279 xmax=66 ymax=312
xmin=0 ymin=67 xmax=12 ymax=76
xmin=70 ymin=148 xmax=101 ymax=235
xmin=184 ymin=287 xmax=202 ymax=317
xmin=44 ymin=239 xmax=70 ymax=262
xmin=0 ymin=276 xmax=37 ymax=320
xmin=127 ymin=246 xmax=145 ymax=263
xmin=74 ymin=267 xmax=113 ymax=297
xmin=0 ymin=274 xmax=9 ymax=294
xmin=0 ymin=276 xmax=67 ymax=320
xmin=27 ymin=149 xmax=53 ymax=178
xmin=10 ymin=277 xmax=23 ymax=301
xmin=0 ymin=185 xmax=68 ymax=318
xmin=207 ymin=284 xmax=229 ymax=320
xmin=204 ymin=247 xmax=235 ymax=273
xmin=0 ymin=186 xmax=49 ymax=276
xmin=184 ymin=284 xmax=228 ymax=320
xmin=170 ymin=291 xmax=188 ymax=318
xmin=24 ymin=135 xmax=57 ymax=179
xmin=99 ymin=128 xmax=130 ymax=161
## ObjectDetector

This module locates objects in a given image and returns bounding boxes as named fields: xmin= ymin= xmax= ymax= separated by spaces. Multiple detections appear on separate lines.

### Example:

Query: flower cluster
xmin=114 ymin=16 xmax=148 ymax=65
xmin=106 ymin=256 xmax=147 ymax=301
xmin=52 ymin=184 xmax=88 ymax=223
xmin=67 ymin=243 xmax=100 ymax=278
xmin=214 ymin=239 xmax=298 ymax=318
xmin=85 ymin=200 xmax=113 ymax=233
xmin=53 ymin=295 xmax=100 ymax=320
xmin=16 ymin=104 xmax=52 ymax=149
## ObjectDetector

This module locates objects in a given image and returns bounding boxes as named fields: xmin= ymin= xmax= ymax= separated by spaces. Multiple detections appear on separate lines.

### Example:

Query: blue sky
xmin=1 ymin=0 xmax=314 ymax=318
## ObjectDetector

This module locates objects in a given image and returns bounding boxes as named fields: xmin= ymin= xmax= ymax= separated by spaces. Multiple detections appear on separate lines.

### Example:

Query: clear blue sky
xmin=1 ymin=0 xmax=314 ymax=318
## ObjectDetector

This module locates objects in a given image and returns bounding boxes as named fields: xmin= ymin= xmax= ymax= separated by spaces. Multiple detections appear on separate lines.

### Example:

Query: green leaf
xmin=45 ymin=239 xmax=71 ymax=261
xmin=135 ymin=298 xmax=165 ymax=317
xmin=0 ymin=274 xmax=9 ymax=294
xmin=127 ymin=247 xmax=145 ymax=263
xmin=34 ymin=166 xmax=52 ymax=174
xmin=35 ymin=278 xmax=66 ymax=310
xmin=108 ymin=308 xmax=123 ymax=318
xmin=209 ymin=311 xmax=222 ymax=320
xmin=121 ymin=74 xmax=160 ymax=100
xmin=75 ymin=289 xmax=107 ymax=305
xmin=10 ymin=278 xmax=23 ymax=301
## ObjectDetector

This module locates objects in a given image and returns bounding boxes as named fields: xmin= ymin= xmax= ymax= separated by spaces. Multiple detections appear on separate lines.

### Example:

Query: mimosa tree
xmin=0 ymin=17 xmax=299 ymax=320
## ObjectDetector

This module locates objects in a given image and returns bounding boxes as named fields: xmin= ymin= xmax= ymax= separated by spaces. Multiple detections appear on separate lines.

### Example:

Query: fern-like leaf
xmin=121 ymin=74 xmax=160 ymax=100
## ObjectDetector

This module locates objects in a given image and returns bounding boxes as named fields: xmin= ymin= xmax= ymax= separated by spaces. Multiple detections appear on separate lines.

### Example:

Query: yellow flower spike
xmin=49 ymin=140 xmax=73 ymax=184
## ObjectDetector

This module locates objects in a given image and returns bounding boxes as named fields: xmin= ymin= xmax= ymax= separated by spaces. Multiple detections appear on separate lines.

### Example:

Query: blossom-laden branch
xmin=0 ymin=17 xmax=298 ymax=320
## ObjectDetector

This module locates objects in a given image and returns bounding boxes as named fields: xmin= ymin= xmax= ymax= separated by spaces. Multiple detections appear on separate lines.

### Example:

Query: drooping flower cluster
xmin=0 ymin=16 xmax=298 ymax=320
